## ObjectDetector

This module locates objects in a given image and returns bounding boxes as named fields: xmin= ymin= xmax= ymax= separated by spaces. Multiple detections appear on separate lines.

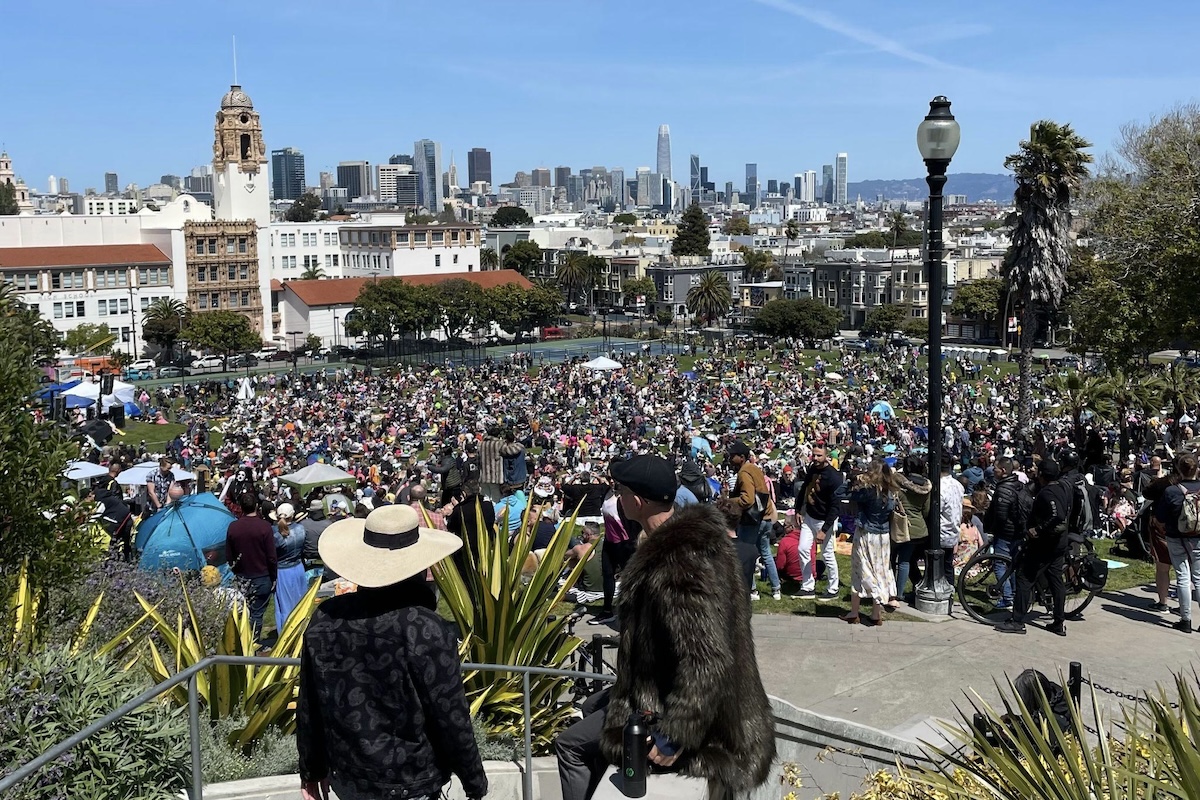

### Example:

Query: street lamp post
xmin=287 ymin=329 xmax=302 ymax=378
xmin=914 ymin=95 xmax=961 ymax=616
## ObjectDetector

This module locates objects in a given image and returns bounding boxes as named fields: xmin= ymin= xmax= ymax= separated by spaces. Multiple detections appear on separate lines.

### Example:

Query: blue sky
xmin=4 ymin=0 xmax=1198 ymax=194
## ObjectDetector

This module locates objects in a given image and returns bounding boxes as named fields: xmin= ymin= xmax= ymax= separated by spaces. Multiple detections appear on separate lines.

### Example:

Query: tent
xmin=278 ymin=461 xmax=356 ymax=494
xmin=869 ymin=400 xmax=897 ymax=420
xmin=136 ymin=492 xmax=235 ymax=574
xmin=236 ymin=377 xmax=255 ymax=402
xmin=35 ymin=380 xmax=81 ymax=399
xmin=824 ymin=371 xmax=844 ymax=382
xmin=64 ymin=461 xmax=109 ymax=481
xmin=583 ymin=356 xmax=623 ymax=371
xmin=62 ymin=378 xmax=136 ymax=411
xmin=117 ymin=461 xmax=196 ymax=486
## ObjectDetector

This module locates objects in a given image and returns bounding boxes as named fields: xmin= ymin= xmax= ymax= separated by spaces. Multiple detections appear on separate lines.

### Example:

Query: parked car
xmin=157 ymin=366 xmax=189 ymax=379
xmin=130 ymin=359 xmax=157 ymax=371
xmin=227 ymin=353 xmax=258 ymax=368
xmin=192 ymin=355 xmax=225 ymax=371
xmin=264 ymin=349 xmax=294 ymax=363
xmin=844 ymin=340 xmax=870 ymax=351
xmin=253 ymin=347 xmax=279 ymax=360
xmin=327 ymin=345 xmax=353 ymax=360
xmin=123 ymin=368 xmax=155 ymax=381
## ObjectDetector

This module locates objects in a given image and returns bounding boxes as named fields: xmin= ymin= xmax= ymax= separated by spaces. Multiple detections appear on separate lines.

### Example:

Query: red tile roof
xmin=283 ymin=271 xmax=533 ymax=307
xmin=0 ymin=244 xmax=171 ymax=270
xmin=270 ymin=279 xmax=284 ymax=292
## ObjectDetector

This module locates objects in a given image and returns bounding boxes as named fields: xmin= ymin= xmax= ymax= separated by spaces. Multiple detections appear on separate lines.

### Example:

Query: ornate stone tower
xmin=212 ymin=84 xmax=269 ymax=225
xmin=0 ymin=151 xmax=35 ymax=212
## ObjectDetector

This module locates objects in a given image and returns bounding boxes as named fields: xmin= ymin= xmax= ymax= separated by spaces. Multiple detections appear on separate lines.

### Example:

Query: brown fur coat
xmin=599 ymin=503 xmax=775 ymax=794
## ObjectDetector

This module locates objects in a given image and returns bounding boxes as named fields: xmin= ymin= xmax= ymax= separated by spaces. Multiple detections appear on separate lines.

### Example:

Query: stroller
xmin=1119 ymin=499 xmax=1154 ymax=561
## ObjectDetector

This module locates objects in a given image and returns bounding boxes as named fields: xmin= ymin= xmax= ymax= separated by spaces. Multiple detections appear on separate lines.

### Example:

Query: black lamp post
xmin=914 ymin=95 xmax=961 ymax=616
xmin=287 ymin=329 xmax=302 ymax=378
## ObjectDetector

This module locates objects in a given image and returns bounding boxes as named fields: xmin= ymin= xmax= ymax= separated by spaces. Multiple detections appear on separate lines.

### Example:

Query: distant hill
xmin=847 ymin=173 xmax=1015 ymax=204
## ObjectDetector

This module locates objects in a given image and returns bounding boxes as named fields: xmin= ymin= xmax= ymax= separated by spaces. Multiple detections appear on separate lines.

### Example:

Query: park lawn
xmin=118 ymin=418 xmax=224 ymax=453
xmin=1093 ymin=537 xmax=1156 ymax=592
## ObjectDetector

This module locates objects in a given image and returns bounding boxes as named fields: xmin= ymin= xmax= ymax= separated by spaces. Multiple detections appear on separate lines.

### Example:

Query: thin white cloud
xmin=751 ymin=0 xmax=962 ymax=71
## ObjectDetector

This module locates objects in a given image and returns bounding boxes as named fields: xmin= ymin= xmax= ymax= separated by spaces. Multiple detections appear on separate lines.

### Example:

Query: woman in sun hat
xmin=297 ymin=504 xmax=486 ymax=800
xmin=269 ymin=502 xmax=308 ymax=631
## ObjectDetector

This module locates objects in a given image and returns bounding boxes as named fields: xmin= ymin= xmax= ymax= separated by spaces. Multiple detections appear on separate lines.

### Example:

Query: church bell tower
xmin=212 ymin=84 xmax=269 ymax=225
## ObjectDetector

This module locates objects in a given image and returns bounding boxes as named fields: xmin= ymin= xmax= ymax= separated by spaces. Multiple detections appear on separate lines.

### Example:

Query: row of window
xmin=340 ymin=230 xmax=476 ymax=247
xmin=5 ymin=268 xmax=169 ymax=291
xmin=274 ymin=231 xmax=339 ymax=247
xmin=97 ymin=298 xmax=130 ymax=316
xmin=196 ymin=264 xmax=252 ymax=283
xmin=193 ymin=237 xmax=250 ymax=256
xmin=50 ymin=295 xmax=171 ymax=319
xmin=197 ymin=291 xmax=256 ymax=310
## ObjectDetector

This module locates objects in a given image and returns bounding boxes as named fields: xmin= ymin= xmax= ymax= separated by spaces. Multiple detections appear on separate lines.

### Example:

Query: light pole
xmin=914 ymin=95 xmax=961 ymax=616
xmin=287 ymin=329 xmax=302 ymax=378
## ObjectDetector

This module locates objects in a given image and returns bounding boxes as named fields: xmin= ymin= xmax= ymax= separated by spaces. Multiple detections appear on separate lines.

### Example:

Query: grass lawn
xmin=120 ymin=419 xmax=186 ymax=450
xmin=1093 ymin=537 xmax=1156 ymax=592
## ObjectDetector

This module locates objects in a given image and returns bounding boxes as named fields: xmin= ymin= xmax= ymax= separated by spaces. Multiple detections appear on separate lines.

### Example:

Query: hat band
xmin=363 ymin=525 xmax=420 ymax=550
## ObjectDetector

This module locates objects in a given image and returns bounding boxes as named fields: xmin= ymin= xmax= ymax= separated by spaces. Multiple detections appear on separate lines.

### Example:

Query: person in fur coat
xmin=556 ymin=455 xmax=775 ymax=800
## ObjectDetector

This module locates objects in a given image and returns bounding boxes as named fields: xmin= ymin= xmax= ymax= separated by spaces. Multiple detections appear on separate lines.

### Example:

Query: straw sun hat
xmin=318 ymin=504 xmax=461 ymax=588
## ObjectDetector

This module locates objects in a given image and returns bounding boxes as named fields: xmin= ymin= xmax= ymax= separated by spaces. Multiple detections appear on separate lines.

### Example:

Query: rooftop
xmin=0 ymin=244 xmax=171 ymax=270
xmin=284 ymin=270 xmax=532 ymax=307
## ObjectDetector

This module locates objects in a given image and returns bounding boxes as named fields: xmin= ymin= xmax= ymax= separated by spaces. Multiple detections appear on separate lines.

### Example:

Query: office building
xmin=636 ymin=171 xmax=665 ymax=208
xmin=767 ymin=179 xmax=779 ymax=195
xmin=822 ymin=164 xmax=834 ymax=203
xmin=745 ymin=164 xmax=759 ymax=209
xmin=389 ymin=154 xmax=413 ymax=166
xmin=689 ymin=154 xmax=701 ymax=203
xmin=656 ymin=124 xmax=672 ymax=182
xmin=610 ymin=168 xmax=626 ymax=207
xmin=794 ymin=170 xmax=817 ymax=203
xmin=554 ymin=165 xmax=571 ymax=187
xmin=725 ymin=181 xmax=734 ymax=205
xmin=377 ymin=163 xmax=404 ymax=202
xmin=414 ymin=139 xmax=443 ymax=213
xmin=104 ymin=172 xmax=119 ymax=195
xmin=835 ymin=153 xmax=848 ymax=205
xmin=467 ymin=148 xmax=491 ymax=187
xmin=59 ymin=178 xmax=69 ymax=195
xmin=270 ymin=147 xmax=306 ymax=201
xmin=531 ymin=168 xmax=551 ymax=188
xmin=336 ymin=161 xmax=372 ymax=201
xmin=318 ymin=171 xmax=335 ymax=191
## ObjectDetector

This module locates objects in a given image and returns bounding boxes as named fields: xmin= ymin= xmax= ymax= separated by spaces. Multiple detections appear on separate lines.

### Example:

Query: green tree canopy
xmin=437 ymin=203 xmax=458 ymax=224
xmin=655 ymin=308 xmax=674 ymax=327
xmin=502 ymin=240 xmax=542 ymax=276
xmin=741 ymin=249 xmax=775 ymax=282
xmin=860 ymin=304 xmax=909 ymax=337
xmin=613 ymin=212 xmax=637 ymax=226
xmin=723 ymin=216 xmax=751 ymax=235
xmin=950 ymin=277 xmax=1004 ymax=319
xmin=64 ymin=323 xmax=115 ymax=356
xmin=404 ymin=211 xmax=435 ymax=225
xmin=141 ymin=298 xmax=189 ymax=360
xmin=480 ymin=247 xmax=499 ymax=270
xmin=672 ymin=203 xmax=711 ymax=258
xmin=492 ymin=206 xmax=533 ymax=227
xmin=752 ymin=298 xmax=841 ymax=344
xmin=557 ymin=253 xmax=602 ymax=305
xmin=0 ymin=181 xmax=19 ymax=215
xmin=623 ymin=276 xmax=658 ymax=307
xmin=299 ymin=263 xmax=326 ymax=281
xmin=900 ymin=318 xmax=929 ymax=340
xmin=284 ymin=193 xmax=322 ymax=222
xmin=431 ymin=279 xmax=485 ymax=339
xmin=0 ymin=288 xmax=62 ymax=362
xmin=685 ymin=270 xmax=730 ymax=325
xmin=181 ymin=311 xmax=261 ymax=357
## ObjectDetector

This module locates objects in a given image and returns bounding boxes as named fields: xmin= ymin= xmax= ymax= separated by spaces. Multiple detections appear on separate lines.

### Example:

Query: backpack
xmin=1070 ymin=476 xmax=1094 ymax=535
xmin=1178 ymin=483 xmax=1200 ymax=535
xmin=1014 ymin=485 xmax=1034 ymax=532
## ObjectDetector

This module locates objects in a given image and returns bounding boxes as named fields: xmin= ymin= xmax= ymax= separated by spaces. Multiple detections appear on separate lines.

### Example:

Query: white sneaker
xmin=772 ymin=590 xmax=782 ymax=601
xmin=750 ymin=591 xmax=760 ymax=601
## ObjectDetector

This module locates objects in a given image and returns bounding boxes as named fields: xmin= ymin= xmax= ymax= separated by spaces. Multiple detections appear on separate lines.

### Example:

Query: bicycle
xmin=563 ymin=605 xmax=619 ymax=707
xmin=956 ymin=537 xmax=1100 ymax=625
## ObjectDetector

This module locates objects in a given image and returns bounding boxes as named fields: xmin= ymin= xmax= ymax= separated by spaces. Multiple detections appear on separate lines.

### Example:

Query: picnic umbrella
xmin=278 ymin=461 xmax=356 ymax=495
xmin=583 ymin=356 xmax=623 ymax=371
xmin=64 ymin=461 xmax=109 ymax=481
xmin=117 ymin=462 xmax=196 ymax=485
xmin=136 ymin=492 xmax=236 ymax=573
xmin=824 ymin=372 xmax=844 ymax=382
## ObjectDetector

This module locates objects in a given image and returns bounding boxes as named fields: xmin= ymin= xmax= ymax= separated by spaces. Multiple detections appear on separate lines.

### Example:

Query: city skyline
xmin=4 ymin=1 xmax=1197 ymax=194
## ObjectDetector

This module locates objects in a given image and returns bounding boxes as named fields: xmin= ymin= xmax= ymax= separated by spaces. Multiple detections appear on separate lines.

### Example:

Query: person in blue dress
xmin=270 ymin=502 xmax=308 ymax=632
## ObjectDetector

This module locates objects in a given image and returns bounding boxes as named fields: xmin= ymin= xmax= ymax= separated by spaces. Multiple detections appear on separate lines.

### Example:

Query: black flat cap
xmin=610 ymin=455 xmax=676 ymax=503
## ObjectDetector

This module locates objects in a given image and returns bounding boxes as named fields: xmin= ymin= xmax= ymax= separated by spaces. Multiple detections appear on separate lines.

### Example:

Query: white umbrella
xmin=65 ymin=461 xmax=109 ymax=481
xmin=824 ymin=372 xmax=844 ymax=382
xmin=117 ymin=461 xmax=195 ymax=486
xmin=583 ymin=356 xmax=623 ymax=371
xmin=278 ymin=462 xmax=356 ymax=494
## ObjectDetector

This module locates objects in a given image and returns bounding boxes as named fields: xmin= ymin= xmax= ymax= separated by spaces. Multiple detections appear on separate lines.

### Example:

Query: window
xmin=119 ymin=298 xmax=129 ymax=314
xmin=53 ymin=302 xmax=64 ymax=318
xmin=432 ymin=232 xmax=443 ymax=244
xmin=209 ymin=266 xmax=218 ymax=282
xmin=198 ymin=294 xmax=208 ymax=309
xmin=332 ymin=254 xmax=339 ymax=267
xmin=435 ymin=254 xmax=441 ymax=267
xmin=208 ymin=238 xmax=217 ymax=254
xmin=453 ymin=254 xmax=458 ymax=265
xmin=195 ymin=240 xmax=204 ymax=256
xmin=369 ymin=232 xmax=378 ymax=244
xmin=138 ymin=268 xmax=147 ymax=285
xmin=229 ymin=292 xmax=239 ymax=308
xmin=210 ymin=293 xmax=220 ymax=309
xmin=324 ymin=232 xmax=334 ymax=246
xmin=241 ymin=291 xmax=250 ymax=307
xmin=226 ymin=240 xmax=235 ymax=255
xmin=325 ymin=254 xmax=332 ymax=268
xmin=238 ymin=237 xmax=248 ymax=253
xmin=141 ymin=297 xmax=151 ymax=311
xmin=240 ymin=264 xmax=248 ymax=281
xmin=228 ymin=265 xmax=237 ymax=281
xmin=397 ymin=232 xmax=409 ymax=244
xmin=197 ymin=267 xmax=206 ymax=283
xmin=98 ymin=300 xmax=107 ymax=316
xmin=414 ymin=232 xmax=426 ymax=244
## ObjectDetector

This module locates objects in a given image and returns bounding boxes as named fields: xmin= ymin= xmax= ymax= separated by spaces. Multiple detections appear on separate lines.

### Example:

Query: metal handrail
xmin=0 ymin=653 xmax=614 ymax=800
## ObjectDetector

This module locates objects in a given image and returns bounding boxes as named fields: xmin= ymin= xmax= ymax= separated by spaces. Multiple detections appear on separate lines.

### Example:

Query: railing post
xmin=189 ymin=672 xmax=203 ymax=800
xmin=522 ymin=670 xmax=533 ymax=800
xmin=1068 ymin=661 xmax=1082 ymax=708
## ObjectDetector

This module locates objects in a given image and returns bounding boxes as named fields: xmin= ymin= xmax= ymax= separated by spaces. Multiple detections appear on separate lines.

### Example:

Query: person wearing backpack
xmin=1153 ymin=452 xmax=1200 ymax=633
xmin=983 ymin=457 xmax=1025 ymax=610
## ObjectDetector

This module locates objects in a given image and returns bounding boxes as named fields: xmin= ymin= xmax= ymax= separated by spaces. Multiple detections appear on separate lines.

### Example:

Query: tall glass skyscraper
xmin=689 ymin=154 xmax=701 ymax=203
xmin=468 ymin=148 xmax=492 ymax=187
xmin=745 ymin=163 xmax=759 ymax=208
xmin=656 ymin=125 xmax=672 ymax=182
xmin=271 ymin=147 xmax=306 ymax=200
xmin=414 ymin=139 xmax=444 ymax=214
xmin=821 ymin=164 xmax=834 ymax=203
xmin=835 ymin=153 xmax=849 ymax=205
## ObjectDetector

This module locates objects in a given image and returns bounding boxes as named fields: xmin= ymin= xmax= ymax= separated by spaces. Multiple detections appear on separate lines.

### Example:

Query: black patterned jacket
xmin=297 ymin=584 xmax=488 ymax=800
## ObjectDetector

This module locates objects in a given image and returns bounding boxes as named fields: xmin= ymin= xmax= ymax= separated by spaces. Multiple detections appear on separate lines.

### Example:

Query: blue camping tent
xmin=123 ymin=401 xmax=143 ymax=418
xmin=35 ymin=380 xmax=81 ymax=399
xmin=136 ymin=492 xmax=235 ymax=576
xmin=870 ymin=400 xmax=897 ymax=419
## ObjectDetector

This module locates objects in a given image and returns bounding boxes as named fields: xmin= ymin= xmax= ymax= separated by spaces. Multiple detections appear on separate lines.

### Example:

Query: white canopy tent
xmin=278 ymin=462 xmax=357 ymax=494
xmin=117 ymin=461 xmax=197 ymax=486
xmin=583 ymin=356 xmax=623 ymax=371
xmin=62 ymin=378 xmax=136 ymax=411
xmin=64 ymin=461 xmax=110 ymax=481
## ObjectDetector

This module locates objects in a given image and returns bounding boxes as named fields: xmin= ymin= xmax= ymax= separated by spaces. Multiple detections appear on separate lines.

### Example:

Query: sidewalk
xmin=750 ymin=585 xmax=1199 ymax=737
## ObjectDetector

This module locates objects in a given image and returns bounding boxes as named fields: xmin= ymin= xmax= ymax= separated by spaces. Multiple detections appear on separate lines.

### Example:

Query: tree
xmin=900 ymin=318 xmax=929 ymax=340
xmin=299 ymin=263 xmax=326 ymax=281
xmin=142 ymin=298 xmax=189 ymax=361
xmin=64 ymin=323 xmax=115 ymax=355
xmin=0 ymin=287 xmax=62 ymax=363
xmin=723 ymin=216 xmax=751 ymax=236
xmin=431 ymin=279 xmax=485 ymax=339
xmin=332 ymin=204 xmax=347 ymax=216
xmin=622 ymin=276 xmax=657 ymax=308
xmin=404 ymin=211 xmax=435 ymax=225
xmin=1003 ymin=120 xmax=1093 ymax=439
xmin=492 ymin=206 xmax=533 ymax=227
xmin=655 ymin=308 xmax=674 ymax=327
xmin=672 ymin=203 xmax=711 ymax=258
xmin=1044 ymin=372 xmax=1113 ymax=451
xmin=557 ymin=253 xmax=602 ymax=307
xmin=950 ymin=277 xmax=1003 ymax=321
xmin=685 ymin=271 xmax=731 ymax=326
xmin=1100 ymin=369 xmax=1165 ymax=459
xmin=304 ymin=333 xmax=322 ymax=355
xmin=437 ymin=203 xmax=458 ymax=224
xmin=480 ymin=247 xmax=499 ymax=270
xmin=888 ymin=211 xmax=910 ymax=249
xmin=860 ymin=304 xmax=909 ymax=337
xmin=782 ymin=218 xmax=800 ymax=266
xmin=0 ymin=181 xmax=19 ymax=215
xmin=284 ymin=193 xmax=322 ymax=222
xmin=613 ymin=212 xmax=637 ymax=226
xmin=741 ymin=249 xmax=774 ymax=283
xmin=752 ymin=298 xmax=841 ymax=344
xmin=502 ymin=240 xmax=542 ymax=276
xmin=181 ymin=311 xmax=261 ymax=360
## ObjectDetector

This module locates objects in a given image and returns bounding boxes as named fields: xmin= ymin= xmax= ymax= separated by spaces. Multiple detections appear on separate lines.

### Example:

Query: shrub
xmin=0 ymin=646 xmax=188 ymax=800
xmin=199 ymin=716 xmax=298 ymax=784
xmin=472 ymin=717 xmax=522 ymax=762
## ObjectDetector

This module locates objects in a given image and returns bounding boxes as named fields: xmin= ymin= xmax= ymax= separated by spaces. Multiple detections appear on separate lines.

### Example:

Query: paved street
xmin=750 ymin=584 xmax=1198 ymax=737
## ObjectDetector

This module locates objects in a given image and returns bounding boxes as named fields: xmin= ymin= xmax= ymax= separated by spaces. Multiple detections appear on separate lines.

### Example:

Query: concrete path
xmin=750 ymin=584 xmax=1199 ymax=737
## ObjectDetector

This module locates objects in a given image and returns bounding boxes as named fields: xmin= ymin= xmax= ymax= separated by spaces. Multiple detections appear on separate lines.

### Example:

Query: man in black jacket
xmin=983 ymin=457 xmax=1024 ymax=609
xmin=996 ymin=459 xmax=1072 ymax=637
xmin=794 ymin=445 xmax=844 ymax=600
xmin=298 ymin=505 xmax=486 ymax=800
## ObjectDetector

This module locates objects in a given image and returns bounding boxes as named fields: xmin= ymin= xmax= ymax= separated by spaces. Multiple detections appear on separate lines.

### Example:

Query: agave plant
xmin=5 ymin=558 xmax=104 ymax=661
xmin=434 ymin=500 xmax=593 ymax=753
xmin=112 ymin=573 xmax=320 ymax=750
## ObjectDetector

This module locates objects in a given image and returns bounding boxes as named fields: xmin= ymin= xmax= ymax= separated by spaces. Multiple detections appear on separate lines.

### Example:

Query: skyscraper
xmin=795 ymin=170 xmax=817 ymax=203
xmin=389 ymin=154 xmax=414 ymax=166
xmin=336 ymin=161 xmax=372 ymax=200
xmin=271 ymin=147 xmax=306 ymax=200
xmin=689 ymin=154 xmax=701 ymax=203
xmin=821 ymin=164 xmax=834 ymax=203
xmin=377 ymin=164 xmax=404 ymax=202
xmin=554 ymin=165 xmax=571 ymax=187
xmin=610 ymin=168 xmax=626 ymax=207
xmin=835 ymin=153 xmax=848 ymax=205
xmin=767 ymin=179 xmax=779 ymax=195
xmin=745 ymin=164 xmax=759 ymax=209
xmin=656 ymin=125 xmax=672 ymax=182
xmin=413 ymin=139 xmax=443 ymax=213
xmin=531 ymin=168 xmax=551 ymax=188
xmin=467 ymin=148 xmax=492 ymax=187
xmin=104 ymin=172 xmax=118 ymax=195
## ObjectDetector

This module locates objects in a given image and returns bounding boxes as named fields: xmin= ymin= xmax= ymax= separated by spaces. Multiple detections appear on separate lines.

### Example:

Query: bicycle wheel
xmin=1062 ymin=560 xmax=1098 ymax=618
xmin=957 ymin=551 xmax=1015 ymax=625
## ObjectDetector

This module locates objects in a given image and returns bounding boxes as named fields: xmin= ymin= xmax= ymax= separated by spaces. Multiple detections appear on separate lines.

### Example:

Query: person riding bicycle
xmin=996 ymin=458 xmax=1072 ymax=637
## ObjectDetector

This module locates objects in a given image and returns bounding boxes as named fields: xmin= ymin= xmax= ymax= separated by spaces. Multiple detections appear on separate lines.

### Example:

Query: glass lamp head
xmin=917 ymin=96 xmax=961 ymax=162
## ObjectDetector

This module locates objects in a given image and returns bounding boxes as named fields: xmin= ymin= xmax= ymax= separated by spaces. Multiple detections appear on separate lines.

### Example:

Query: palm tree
xmin=686 ymin=271 xmax=732 ymax=327
xmin=1101 ymin=369 xmax=1166 ymax=460
xmin=1044 ymin=371 xmax=1114 ymax=451
xmin=889 ymin=211 xmax=909 ymax=250
xmin=142 ymin=298 xmax=190 ymax=361
xmin=480 ymin=247 xmax=499 ymax=271
xmin=1002 ymin=121 xmax=1093 ymax=440
xmin=299 ymin=264 xmax=325 ymax=281
xmin=557 ymin=252 xmax=599 ymax=308
xmin=1160 ymin=363 xmax=1200 ymax=446
xmin=782 ymin=218 xmax=800 ymax=266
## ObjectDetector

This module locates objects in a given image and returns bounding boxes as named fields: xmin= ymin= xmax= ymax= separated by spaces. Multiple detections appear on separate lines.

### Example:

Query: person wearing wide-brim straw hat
xmin=297 ymin=505 xmax=487 ymax=800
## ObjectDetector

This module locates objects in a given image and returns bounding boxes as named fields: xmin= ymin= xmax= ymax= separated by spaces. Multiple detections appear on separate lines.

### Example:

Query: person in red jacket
xmin=775 ymin=524 xmax=805 ymax=583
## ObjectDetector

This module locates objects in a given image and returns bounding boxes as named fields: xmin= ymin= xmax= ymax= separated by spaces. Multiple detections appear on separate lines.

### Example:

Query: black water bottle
xmin=621 ymin=712 xmax=650 ymax=798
